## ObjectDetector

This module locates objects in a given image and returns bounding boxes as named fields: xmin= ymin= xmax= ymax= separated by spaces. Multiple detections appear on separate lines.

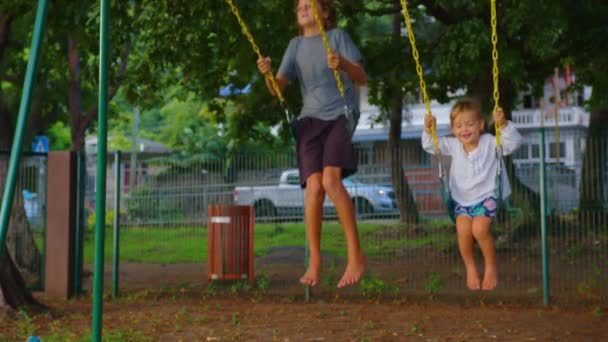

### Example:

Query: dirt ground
xmin=1 ymin=285 xmax=606 ymax=341
xmin=1 ymin=245 xmax=606 ymax=341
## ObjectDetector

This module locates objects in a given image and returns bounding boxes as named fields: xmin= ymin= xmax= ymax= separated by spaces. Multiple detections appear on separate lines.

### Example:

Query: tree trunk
xmin=6 ymin=192 xmax=42 ymax=285
xmin=0 ymin=248 xmax=45 ymax=312
xmin=0 ymin=111 xmax=12 ymax=150
xmin=0 ymin=160 xmax=43 ymax=287
xmin=388 ymin=1 xmax=418 ymax=224
xmin=578 ymin=107 xmax=608 ymax=225
xmin=0 ymin=12 xmax=12 ymax=59
xmin=0 ymin=13 xmax=13 ymax=151
xmin=67 ymin=34 xmax=87 ymax=152
xmin=0 ymin=11 xmax=44 ymax=313
xmin=67 ymin=34 xmax=132 ymax=152
xmin=388 ymin=100 xmax=418 ymax=224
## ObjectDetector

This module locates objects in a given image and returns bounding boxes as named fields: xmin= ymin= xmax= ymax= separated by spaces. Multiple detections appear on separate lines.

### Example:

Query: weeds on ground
xmin=256 ymin=273 xmax=271 ymax=293
xmin=410 ymin=323 xmax=423 ymax=334
xmin=231 ymin=312 xmax=241 ymax=326
xmin=359 ymin=275 xmax=399 ymax=299
xmin=322 ymin=259 xmax=339 ymax=288
xmin=577 ymin=264 xmax=603 ymax=300
xmin=206 ymin=281 xmax=219 ymax=295
xmin=424 ymin=272 xmax=443 ymax=300
xmin=230 ymin=280 xmax=252 ymax=294
xmin=15 ymin=310 xmax=37 ymax=339
xmin=102 ymin=329 xmax=153 ymax=342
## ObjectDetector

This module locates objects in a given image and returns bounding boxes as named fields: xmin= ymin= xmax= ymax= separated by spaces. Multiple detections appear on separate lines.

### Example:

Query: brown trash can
xmin=206 ymin=205 xmax=254 ymax=284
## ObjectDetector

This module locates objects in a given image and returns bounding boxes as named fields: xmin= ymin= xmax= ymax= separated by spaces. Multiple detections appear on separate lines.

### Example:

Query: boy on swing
xmin=422 ymin=98 xmax=522 ymax=290
xmin=256 ymin=0 xmax=367 ymax=288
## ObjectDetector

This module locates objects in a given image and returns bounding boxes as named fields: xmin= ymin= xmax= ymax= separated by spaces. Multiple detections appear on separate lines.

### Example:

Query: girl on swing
xmin=256 ymin=0 xmax=367 ymax=288
xmin=422 ymin=98 xmax=521 ymax=290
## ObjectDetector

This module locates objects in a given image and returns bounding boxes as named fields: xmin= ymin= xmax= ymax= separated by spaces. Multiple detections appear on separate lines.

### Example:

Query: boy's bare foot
xmin=300 ymin=257 xmax=321 ymax=286
xmin=465 ymin=266 xmax=481 ymax=290
xmin=337 ymin=256 xmax=366 ymax=288
xmin=482 ymin=268 xmax=498 ymax=290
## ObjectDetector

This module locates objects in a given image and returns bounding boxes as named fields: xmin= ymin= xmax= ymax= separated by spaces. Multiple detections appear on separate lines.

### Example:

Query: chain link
xmin=310 ymin=0 xmax=346 ymax=98
xmin=225 ymin=0 xmax=286 ymax=106
xmin=491 ymin=0 xmax=501 ymax=147
xmin=399 ymin=0 xmax=439 ymax=153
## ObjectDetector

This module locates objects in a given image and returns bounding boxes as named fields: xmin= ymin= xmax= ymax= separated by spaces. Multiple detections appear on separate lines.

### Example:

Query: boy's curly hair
xmin=295 ymin=0 xmax=337 ymax=33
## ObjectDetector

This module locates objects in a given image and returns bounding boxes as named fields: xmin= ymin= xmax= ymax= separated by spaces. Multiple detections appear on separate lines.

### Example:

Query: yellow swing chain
xmin=490 ymin=0 xmax=501 ymax=148
xmin=310 ymin=0 xmax=346 ymax=99
xmin=399 ymin=0 xmax=439 ymax=153
xmin=225 ymin=0 xmax=288 ymax=111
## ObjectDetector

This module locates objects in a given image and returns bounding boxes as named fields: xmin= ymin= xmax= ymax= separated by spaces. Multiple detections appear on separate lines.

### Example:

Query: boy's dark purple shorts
xmin=295 ymin=115 xmax=357 ymax=188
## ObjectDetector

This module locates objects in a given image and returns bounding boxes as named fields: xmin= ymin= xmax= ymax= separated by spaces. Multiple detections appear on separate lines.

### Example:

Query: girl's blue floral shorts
xmin=454 ymin=197 xmax=497 ymax=218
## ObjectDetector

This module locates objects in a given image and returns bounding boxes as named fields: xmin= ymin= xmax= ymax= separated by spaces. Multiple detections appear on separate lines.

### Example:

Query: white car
xmin=234 ymin=169 xmax=397 ymax=219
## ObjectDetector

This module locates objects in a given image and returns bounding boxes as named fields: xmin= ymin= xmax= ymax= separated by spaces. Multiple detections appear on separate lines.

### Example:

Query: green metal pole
xmin=539 ymin=126 xmax=550 ymax=306
xmin=74 ymin=151 xmax=84 ymax=296
xmin=0 ymin=0 xmax=49 ymax=257
xmin=92 ymin=0 xmax=109 ymax=340
xmin=112 ymin=151 xmax=121 ymax=298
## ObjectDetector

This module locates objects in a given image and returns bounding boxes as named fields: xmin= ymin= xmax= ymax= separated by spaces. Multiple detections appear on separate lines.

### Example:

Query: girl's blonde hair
xmin=450 ymin=97 xmax=485 ymax=131
xmin=295 ymin=0 xmax=337 ymax=34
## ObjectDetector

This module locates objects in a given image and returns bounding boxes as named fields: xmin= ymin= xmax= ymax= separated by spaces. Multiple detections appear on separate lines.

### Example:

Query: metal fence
xmin=80 ymin=134 xmax=607 ymax=305
xmin=0 ymin=152 xmax=47 ymax=290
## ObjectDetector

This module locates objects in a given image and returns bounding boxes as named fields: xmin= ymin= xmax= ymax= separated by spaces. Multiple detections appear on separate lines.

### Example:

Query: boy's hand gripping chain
xmin=309 ymin=0 xmax=355 ymax=136
xmin=491 ymin=0 xmax=501 ymax=151
xmin=400 ymin=0 xmax=444 ymax=178
xmin=225 ymin=0 xmax=293 ymax=125
xmin=491 ymin=0 xmax=504 ymax=200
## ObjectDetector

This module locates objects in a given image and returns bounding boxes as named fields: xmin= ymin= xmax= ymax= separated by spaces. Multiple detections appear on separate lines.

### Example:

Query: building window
xmin=531 ymin=144 xmax=540 ymax=158
xmin=577 ymin=93 xmax=585 ymax=106
xmin=522 ymin=94 xmax=537 ymax=109
xmin=513 ymin=144 xmax=529 ymax=160
xmin=548 ymin=142 xmax=566 ymax=158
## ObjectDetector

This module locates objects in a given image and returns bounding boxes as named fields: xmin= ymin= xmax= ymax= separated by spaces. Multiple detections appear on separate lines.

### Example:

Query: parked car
xmin=234 ymin=169 xmax=397 ymax=219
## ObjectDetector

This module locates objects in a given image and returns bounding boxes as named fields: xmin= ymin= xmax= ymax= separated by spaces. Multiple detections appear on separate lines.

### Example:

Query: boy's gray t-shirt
xmin=278 ymin=28 xmax=362 ymax=121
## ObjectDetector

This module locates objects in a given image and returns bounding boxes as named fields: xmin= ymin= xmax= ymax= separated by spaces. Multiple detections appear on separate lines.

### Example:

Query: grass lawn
xmin=82 ymin=219 xmax=454 ymax=264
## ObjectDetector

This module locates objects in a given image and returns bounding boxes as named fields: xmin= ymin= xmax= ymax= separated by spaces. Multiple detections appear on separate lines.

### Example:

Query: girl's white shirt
xmin=422 ymin=122 xmax=522 ymax=206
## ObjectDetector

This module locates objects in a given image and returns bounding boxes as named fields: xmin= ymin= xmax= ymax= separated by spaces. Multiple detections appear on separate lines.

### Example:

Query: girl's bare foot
xmin=300 ymin=257 xmax=321 ymax=286
xmin=337 ymin=255 xmax=366 ymax=288
xmin=482 ymin=267 xmax=498 ymax=290
xmin=465 ymin=265 xmax=481 ymax=290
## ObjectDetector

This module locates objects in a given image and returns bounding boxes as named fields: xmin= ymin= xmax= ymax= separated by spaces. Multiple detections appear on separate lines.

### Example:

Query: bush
xmin=87 ymin=210 xmax=117 ymax=230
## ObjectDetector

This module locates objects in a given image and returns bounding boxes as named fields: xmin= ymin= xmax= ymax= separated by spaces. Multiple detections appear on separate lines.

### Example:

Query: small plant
xmin=425 ymin=272 xmax=443 ymax=299
xmin=322 ymin=259 xmax=338 ymax=287
xmin=593 ymin=307 xmax=602 ymax=317
xmin=359 ymin=275 xmax=398 ymax=298
xmin=256 ymin=274 xmax=270 ymax=292
xmin=362 ymin=321 xmax=376 ymax=329
xmin=102 ymin=328 xmax=153 ymax=342
xmin=176 ymin=306 xmax=187 ymax=318
xmin=410 ymin=323 xmax=422 ymax=334
xmin=206 ymin=281 xmax=218 ymax=295
xmin=231 ymin=313 xmax=241 ymax=326
xmin=15 ymin=310 xmax=37 ymax=338
xmin=230 ymin=280 xmax=251 ymax=294
xmin=577 ymin=264 xmax=603 ymax=299
xmin=267 ymin=225 xmax=285 ymax=238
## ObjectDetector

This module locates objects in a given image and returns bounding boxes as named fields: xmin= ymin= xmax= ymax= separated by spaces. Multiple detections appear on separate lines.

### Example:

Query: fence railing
xmin=74 ymin=135 xmax=607 ymax=305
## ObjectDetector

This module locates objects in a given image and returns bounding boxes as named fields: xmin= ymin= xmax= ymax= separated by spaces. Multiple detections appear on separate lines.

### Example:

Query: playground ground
xmin=1 ymin=259 xmax=607 ymax=341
